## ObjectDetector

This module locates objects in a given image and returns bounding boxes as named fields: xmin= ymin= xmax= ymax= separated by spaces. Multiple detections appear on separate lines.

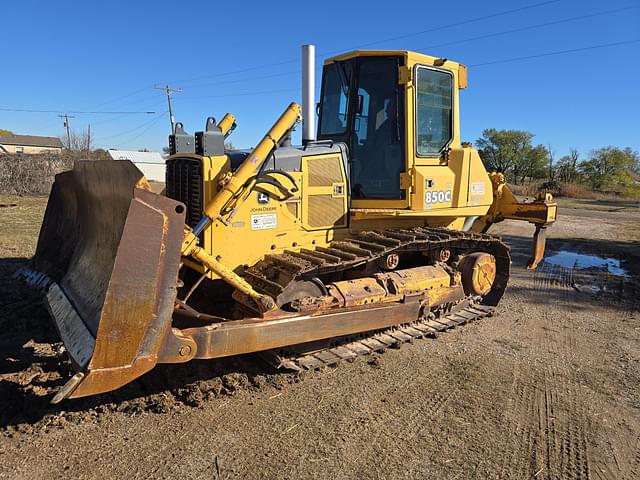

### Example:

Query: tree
xmin=476 ymin=128 xmax=548 ymax=184
xmin=579 ymin=147 xmax=639 ymax=191
xmin=60 ymin=128 xmax=93 ymax=151
xmin=556 ymin=149 xmax=580 ymax=184
xmin=515 ymin=144 xmax=549 ymax=185
xmin=546 ymin=145 xmax=555 ymax=181
xmin=0 ymin=129 xmax=13 ymax=135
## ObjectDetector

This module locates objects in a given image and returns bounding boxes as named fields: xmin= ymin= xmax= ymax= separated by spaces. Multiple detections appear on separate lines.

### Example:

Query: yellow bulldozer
xmin=23 ymin=47 xmax=556 ymax=402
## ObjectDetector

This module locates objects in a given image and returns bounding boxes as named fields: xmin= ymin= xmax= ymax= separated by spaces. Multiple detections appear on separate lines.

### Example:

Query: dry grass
xmin=557 ymin=182 xmax=595 ymax=198
xmin=0 ymin=195 xmax=48 ymax=258
xmin=506 ymin=183 xmax=537 ymax=196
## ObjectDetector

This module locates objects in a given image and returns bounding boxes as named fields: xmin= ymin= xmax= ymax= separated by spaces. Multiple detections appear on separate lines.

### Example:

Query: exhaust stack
xmin=301 ymin=44 xmax=316 ymax=144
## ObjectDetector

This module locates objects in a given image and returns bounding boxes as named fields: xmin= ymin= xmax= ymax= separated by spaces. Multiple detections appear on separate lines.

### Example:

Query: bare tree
xmin=556 ymin=148 xmax=580 ymax=184
xmin=60 ymin=127 xmax=93 ymax=151
xmin=547 ymin=144 xmax=555 ymax=181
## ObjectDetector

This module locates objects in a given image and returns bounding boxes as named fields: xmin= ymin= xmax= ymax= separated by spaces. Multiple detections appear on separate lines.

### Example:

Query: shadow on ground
xmin=1 ymin=231 xmax=638 ymax=431
xmin=0 ymin=258 xmax=299 ymax=432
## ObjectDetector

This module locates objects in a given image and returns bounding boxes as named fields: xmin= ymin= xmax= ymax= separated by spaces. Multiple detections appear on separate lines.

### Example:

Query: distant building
xmin=0 ymin=134 xmax=63 ymax=154
xmin=107 ymin=149 xmax=166 ymax=182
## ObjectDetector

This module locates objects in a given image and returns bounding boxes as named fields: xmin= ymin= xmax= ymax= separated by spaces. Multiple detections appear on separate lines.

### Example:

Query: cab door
xmin=349 ymin=56 xmax=407 ymax=209
xmin=317 ymin=55 xmax=409 ymax=210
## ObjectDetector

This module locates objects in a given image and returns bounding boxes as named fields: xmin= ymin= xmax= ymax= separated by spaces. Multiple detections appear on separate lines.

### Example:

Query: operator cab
xmin=317 ymin=51 xmax=458 ymax=205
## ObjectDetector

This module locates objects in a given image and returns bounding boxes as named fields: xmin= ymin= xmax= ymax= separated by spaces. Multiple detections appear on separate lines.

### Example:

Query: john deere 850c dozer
xmin=23 ymin=48 xmax=556 ymax=402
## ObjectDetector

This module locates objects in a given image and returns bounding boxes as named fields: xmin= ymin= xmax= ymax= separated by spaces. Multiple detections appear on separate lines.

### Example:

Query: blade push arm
xmin=473 ymin=173 xmax=557 ymax=269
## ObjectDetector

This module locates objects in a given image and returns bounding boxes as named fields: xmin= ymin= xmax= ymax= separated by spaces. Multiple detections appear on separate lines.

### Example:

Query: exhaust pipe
xmin=301 ymin=44 xmax=316 ymax=144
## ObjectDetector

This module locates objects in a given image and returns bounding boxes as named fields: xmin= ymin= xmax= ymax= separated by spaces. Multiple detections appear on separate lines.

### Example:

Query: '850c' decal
xmin=425 ymin=190 xmax=452 ymax=204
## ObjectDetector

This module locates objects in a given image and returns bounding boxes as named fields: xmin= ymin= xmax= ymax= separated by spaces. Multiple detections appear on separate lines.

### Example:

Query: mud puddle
xmin=544 ymin=250 xmax=628 ymax=278
xmin=534 ymin=247 xmax=638 ymax=310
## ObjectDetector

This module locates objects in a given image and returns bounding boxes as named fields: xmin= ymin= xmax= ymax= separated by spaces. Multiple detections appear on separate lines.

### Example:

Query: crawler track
xmin=264 ymin=300 xmax=496 ymax=370
xmin=244 ymin=226 xmax=511 ymax=307
xmin=245 ymin=226 xmax=510 ymax=370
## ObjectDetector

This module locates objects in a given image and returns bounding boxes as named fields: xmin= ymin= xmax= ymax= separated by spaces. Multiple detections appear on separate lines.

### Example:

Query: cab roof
xmin=323 ymin=50 xmax=468 ymax=88
xmin=324 ymin=50 xmax=464 ymax=70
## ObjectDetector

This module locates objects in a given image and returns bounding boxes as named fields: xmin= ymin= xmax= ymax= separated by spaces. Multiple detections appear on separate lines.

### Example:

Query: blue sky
xmin=1 ymin=0 xmax=638 ymax=159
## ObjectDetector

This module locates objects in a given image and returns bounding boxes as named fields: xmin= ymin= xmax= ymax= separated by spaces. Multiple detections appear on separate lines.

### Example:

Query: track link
xmin=245 ymin=226 xmax=509 ymax=371
xmin=263 ymin=301 xmax=495 ymax=370
xmin=245 ymin=226 xmax=511 ymax=307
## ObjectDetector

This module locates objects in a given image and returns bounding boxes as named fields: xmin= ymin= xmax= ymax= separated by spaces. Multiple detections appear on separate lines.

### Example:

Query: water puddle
xmin=534 ymin=249 xmax=638 ymax=307
xmin=543 ymin=250 xmax=628 ymax=278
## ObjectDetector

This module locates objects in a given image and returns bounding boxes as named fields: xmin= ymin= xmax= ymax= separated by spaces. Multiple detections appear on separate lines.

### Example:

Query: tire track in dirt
xmin=531 ymin=262 xmax=640 ymax=480
xmin=185 ymin=348 xmax=464 ymax=479
xmin=536 ymin=284 xmax=591 ymax=480
xmin=491 ymin=273 xmax=593 ymax=479
xmin=177 ymin=339 xmax=482 ymax=480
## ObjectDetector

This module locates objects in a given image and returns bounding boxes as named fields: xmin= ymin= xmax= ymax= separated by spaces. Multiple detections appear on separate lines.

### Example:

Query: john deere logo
xmin=257 ymin=192 xmax=270 ymax=204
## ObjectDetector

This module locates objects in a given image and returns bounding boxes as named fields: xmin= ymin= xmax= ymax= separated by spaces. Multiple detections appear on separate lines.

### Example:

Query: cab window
xmin=318 ymin=62 xmax=351 ymax=135
xmin=416 ymin=67 xmax=453 ymax=156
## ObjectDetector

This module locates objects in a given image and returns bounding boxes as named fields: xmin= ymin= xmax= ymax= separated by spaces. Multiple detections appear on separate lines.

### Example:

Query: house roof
xmin=0 ymin=134 xmax=64 ymax=148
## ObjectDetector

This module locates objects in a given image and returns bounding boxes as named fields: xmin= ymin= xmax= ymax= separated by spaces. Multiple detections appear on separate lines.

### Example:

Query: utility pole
xmin=154 ymin=84 xmax=182 ymax=134
xmin=87 ymin=123 xmax=91 ymax=151
xmin=58 ymin=113 xmax=75 ymax=149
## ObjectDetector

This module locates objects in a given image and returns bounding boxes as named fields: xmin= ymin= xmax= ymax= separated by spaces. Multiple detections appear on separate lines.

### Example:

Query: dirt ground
xmin=0 ymin=194 xmax=638 ymax=479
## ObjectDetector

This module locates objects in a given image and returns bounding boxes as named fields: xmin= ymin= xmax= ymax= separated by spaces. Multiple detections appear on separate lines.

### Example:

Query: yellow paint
xmin=174 ymin=51 xmax=556 ymax=289
xmin=217 ymin=113 xmax=236 ymax=136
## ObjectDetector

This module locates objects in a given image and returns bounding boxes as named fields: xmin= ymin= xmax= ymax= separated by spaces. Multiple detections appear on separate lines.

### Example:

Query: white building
xmin=107 ymin=149 xmax=166 ymax=182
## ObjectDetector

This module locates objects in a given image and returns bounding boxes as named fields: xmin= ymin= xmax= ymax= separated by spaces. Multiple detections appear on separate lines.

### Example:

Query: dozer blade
xmin=33 ymin=160 xmax=187 ymax=402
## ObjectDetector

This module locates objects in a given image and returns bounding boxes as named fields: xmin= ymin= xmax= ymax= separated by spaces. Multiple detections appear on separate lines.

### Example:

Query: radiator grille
xmin=308 ymin=195 xmax=346 ymax=228
xmin=165 ymin=157 xmax=202 ymax=228
xmin=285 ymin=202 xmax=298 ymax=219
xmin=307 ymin=157 xmax=343 ymax=186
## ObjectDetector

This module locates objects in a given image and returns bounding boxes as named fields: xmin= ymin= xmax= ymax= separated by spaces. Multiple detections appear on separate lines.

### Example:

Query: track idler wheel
xmin=459 ymin=252 xmax=496 ymax=296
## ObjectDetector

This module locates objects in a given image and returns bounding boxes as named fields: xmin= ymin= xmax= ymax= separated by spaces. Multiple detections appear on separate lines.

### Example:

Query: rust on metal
xmin=265 ymin=302 xmax=495 ymax=371
xmin=35 ymin=161 xmax=186 ymax=401
xmin=182 ymin=300 xmax=422 ymax=360
xmin=377 ymin=265 xmax=450 ymax=295
xmin=527 ymin=225 xmax=547 ymax=270
xmin=459 ymin=252 xmax=497 ymax=296
xmin=329 ymin=277 xmax=389 ymax=307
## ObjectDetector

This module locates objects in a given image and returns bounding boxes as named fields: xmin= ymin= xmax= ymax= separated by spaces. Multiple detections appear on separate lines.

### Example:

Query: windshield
xmin=318 ymin=62 xmax=351 ymax=135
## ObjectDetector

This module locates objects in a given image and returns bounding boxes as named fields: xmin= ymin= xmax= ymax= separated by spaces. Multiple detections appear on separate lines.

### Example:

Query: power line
xmin=416 ymin=5 xmax=639 ymax=53
xmin=111 ymin=113 xmax=168 ymax=149
xmin=180 ymin=88 xmax=297 ymax=100
xmin=172 ymin=38 xmax=640 ymax=100
xmin=0 ymin=107 xmax=156 ymax=114
xmin=94 ymin=112 xmax=168 ymax=142
xmin=98 ymin=3 xmax=631 ymax=97
xmin=323 ymin=0 xmax=567 ymax=54
xmin=50 ymin=0 xmax=566 ymax=106
xmin=168 ymin=0 xmax=566 ymax=87
xmin=178 ymin=70 xmax=300 ymax=90
xmin=169 ymin=59 xmax=300 ymax=88
xmin=470 ymin=38 xmax=640 ymax=67
xmin=87 ymin=100 xmax=167 ymax=127
xmin=83 ymin=86 xmax=152 ymax=111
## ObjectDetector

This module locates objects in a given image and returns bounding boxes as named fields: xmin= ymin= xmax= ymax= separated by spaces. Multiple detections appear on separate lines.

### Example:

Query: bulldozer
xmin=22 ymin=47 xmax=556 ymax=403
